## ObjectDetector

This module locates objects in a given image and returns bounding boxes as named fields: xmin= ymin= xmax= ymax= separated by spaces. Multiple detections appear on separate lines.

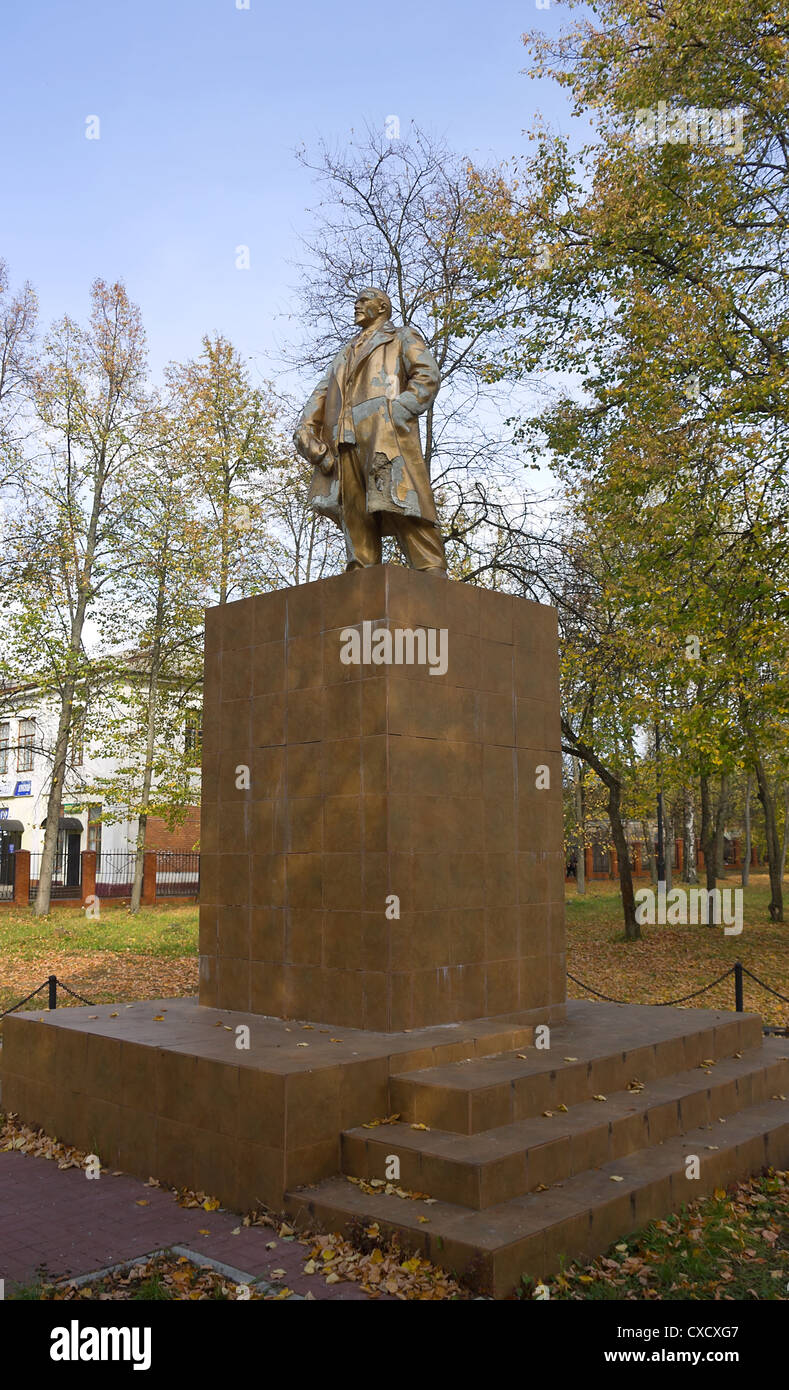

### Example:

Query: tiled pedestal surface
xmin=198 ymin=566 xmax=566 ymax=1032
xmin=1 ymin=1000 xmax=538 ymax=1216
xmin=4 ymin=998 xmax=789 ymax=1297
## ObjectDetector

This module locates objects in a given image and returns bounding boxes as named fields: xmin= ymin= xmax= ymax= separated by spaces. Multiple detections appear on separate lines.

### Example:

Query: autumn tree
xmin=87 ymin=422 xmax=209 ymax=912
xmin=466 ymin=0 xmax=789 ymax=920
xmin=166 ymin=335 xmax=279 ymax=605
xmin=4 ymin=279 xmax=151 ymax=915
xmin=0 ymin=258 xmax=37 ymax=494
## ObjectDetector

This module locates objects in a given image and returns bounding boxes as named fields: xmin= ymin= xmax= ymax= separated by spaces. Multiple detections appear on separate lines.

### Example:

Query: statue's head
xmin=354 ymin=287 xmax=392 ymax=328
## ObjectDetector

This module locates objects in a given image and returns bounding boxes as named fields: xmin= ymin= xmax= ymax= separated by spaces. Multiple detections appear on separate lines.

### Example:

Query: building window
xmin=87 ymin=805 xmax=102 ymax=857
xmin=0 ymin=722 xmax=9 ymax=776
xmin=17 ymin=719 xmax=35 ymax=773
xmin=185 ymin=709 xmax=202 ymax=756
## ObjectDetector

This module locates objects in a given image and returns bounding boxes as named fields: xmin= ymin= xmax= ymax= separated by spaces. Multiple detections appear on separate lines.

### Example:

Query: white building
xmin=0 ymin=671 xmax=202 ymax=892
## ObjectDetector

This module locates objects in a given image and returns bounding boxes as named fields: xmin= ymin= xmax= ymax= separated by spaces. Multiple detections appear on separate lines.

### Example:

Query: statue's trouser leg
xmin=390 ymin=515 xmax=448 ymax=572
xmin=339 ymin=445 xmax=382 ymax=568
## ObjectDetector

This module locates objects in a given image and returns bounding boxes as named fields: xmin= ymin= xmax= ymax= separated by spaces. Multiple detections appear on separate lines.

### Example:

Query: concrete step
xmin=388 ymin=1002 xmax=763 ymax=1132
xmin=343 ymin=1040 xmax=789 ymax=1208
xmin=287 ymin=1095 xmax=789 ymax=1298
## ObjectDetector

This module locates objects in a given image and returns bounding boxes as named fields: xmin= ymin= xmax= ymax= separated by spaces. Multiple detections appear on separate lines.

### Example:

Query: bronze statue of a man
xmin=293 ymin=288 xmax=447 ymax=572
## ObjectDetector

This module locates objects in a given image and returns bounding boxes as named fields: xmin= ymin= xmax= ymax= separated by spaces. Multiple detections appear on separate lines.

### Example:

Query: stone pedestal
xmin=198 ymin=566 xmax=566 ymax=1031
xmin=4 ymin=569 xmax=789 ymax=1296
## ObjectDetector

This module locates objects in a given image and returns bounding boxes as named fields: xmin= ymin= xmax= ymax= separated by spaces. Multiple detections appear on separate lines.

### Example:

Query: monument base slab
xmin=4 ymin=996 xmax=788 ymax=1298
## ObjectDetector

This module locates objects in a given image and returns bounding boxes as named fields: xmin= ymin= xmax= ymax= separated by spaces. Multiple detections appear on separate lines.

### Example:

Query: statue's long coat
xmin=295 ymin=321 xmax=441 ymax=530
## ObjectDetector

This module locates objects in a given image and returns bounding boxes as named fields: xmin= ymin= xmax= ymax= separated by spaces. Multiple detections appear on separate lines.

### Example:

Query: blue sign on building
xmin=0 ymin=808 xmax=8 ymax=820
xmin=14 ymin=781 xmax=32 ymax=796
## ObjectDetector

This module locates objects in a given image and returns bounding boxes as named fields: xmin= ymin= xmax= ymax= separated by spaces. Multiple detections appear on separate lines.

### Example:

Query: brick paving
xmin=0 ymin=1150 xmax=375 ymax=1299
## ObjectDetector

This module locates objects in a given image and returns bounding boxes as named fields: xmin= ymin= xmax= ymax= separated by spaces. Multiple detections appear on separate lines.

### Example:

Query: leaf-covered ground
xmin=0 ymin=903 xmax=198 ymax=1016
xmin=10 ymin=1251 xmax=256 ymax=1302
xmin=525 ymin=1169 xmax=789 ymax=1301
xmin=565 ymin=876 xmax=789 ymax=1027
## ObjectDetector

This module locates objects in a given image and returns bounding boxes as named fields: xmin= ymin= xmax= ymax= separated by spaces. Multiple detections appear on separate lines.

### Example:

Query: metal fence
xmin=0 ymin=848 xmax=15 ymax=902
xmin=28 ymin=850 xmax=82 ymax=901
xmin=96 ymin=850 xmax=136 ymax=898
xmin=156 ymin=850 xmax=200 ymax=897
xmin=7 ymin=848 xmax=199 ymax=904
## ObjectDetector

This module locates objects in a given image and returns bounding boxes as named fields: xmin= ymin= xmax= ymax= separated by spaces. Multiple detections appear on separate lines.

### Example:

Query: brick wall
xmin=145 ymin=806 xmax=201 ymax=852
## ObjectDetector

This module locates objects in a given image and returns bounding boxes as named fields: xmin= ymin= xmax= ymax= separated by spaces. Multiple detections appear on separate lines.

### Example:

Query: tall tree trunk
xmin=130 ymin=584 xmax=166 ymax=914
xmin=35 ymin=558 xmax=96 ymax=915
xmin=608 ymin=779 xmax=639 ymax=939
xmin=561 ymin=721 xmax=640 ymax=940
xmin=753 ymin=758 xmax=784 ymax=921
xmin=699 ymin=773 xmax=718 ymax=924
xmin=34 ymin=673 xmax=79 ymax=916
xmin=682 ymin=787 xmax=698 ymax=884
xmin=573 ymin=756 xmax=586 ymax=895
xmin=642 ymin=819 xmax=657 ymax=885
xmin=715 ymin=773 xmax=729 ymax=878
xmin=220 ymin=472 xmax=231 ymax=604
xmin=665 ymin=815 xmax=674 ymax=893
xmin=738 ymin=695 xmax=784 ymax=921
xmin=742 ymin=773 xmax=752 ymax=887
xmin=779 ymin=783 xmax=789 ymax=884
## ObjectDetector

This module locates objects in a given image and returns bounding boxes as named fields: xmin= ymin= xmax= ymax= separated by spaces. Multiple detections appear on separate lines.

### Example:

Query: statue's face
xmin=354 ymin=291 xmax=386 ymax=327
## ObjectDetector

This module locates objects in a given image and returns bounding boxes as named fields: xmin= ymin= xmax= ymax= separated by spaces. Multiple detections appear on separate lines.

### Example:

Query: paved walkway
xmin=0 ymin=1150 xmax=373 ymax=1299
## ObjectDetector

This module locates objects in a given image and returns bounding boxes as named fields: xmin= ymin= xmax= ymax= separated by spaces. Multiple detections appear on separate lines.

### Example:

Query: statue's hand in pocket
xmin=390 ymin=397 xmax=415 ymax=430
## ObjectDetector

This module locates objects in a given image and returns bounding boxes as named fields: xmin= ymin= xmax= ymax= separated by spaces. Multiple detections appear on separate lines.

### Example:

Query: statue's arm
xmin=293 ymin=370 xmax=331 ymax=466
xmin=397 ymin=329 xmax=441 ymax=416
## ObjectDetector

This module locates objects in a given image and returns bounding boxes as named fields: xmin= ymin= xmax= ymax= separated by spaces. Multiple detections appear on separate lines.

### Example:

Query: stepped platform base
xmin=3 ymin=997 xmax=788 ymax=1298
xmin=0 ymin=996 xmax=548 ymax=1210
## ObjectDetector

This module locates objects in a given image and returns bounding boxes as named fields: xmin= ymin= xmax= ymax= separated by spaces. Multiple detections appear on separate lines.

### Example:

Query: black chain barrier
xmin=568 ymin=959 xmax=789 ymax=1025
xmin=738 ymin=965 xmax=789 ymax=1007
xmin=0 ymin=974 xmax=95 ymax=1020
xmin=566 ymin=966 xmax=737 ymax=1008
xmin=2 ymin=966 xmax=787 ymax=1026
xmin=0 ymin=980 xmax=51 ymax=1018
xmin=53 ymin=978 xmax=96 ymax=1007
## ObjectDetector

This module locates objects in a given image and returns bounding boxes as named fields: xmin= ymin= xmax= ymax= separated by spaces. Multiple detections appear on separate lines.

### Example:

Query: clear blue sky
xmin=3 ymin=0 xmax=578 ymax=382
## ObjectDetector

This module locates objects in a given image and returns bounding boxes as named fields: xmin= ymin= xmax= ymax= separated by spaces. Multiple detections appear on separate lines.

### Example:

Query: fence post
xmin=13 ymin=849 xmax=30 ymax=907
xmin=141 ymin=851 xmax=157 ymax=906
xmin=81 ymin=850 xmax=96 ymax=904
xmin=48 ymin=974 xmax=57 ymax=1010
xmin=734 ymin=961 xmax=744 ymax=1012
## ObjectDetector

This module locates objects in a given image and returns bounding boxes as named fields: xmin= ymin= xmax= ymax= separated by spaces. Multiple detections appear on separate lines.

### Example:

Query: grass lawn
xmin=0 ymin=901 xmax=198 ymax=1017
